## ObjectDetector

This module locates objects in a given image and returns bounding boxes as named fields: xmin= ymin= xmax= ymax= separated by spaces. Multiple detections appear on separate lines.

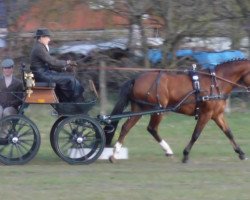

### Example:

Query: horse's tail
xmin=104 ymin=79 xmax=135 ymax=146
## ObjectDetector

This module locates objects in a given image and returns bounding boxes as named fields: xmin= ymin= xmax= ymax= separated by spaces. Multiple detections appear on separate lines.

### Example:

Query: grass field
xmin=0 ymin=104 xmax=250 ymax=200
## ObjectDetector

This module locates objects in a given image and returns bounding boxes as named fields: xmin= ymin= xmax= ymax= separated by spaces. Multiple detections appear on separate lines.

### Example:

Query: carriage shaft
xmin=99 ymin=107 xmax=175 ymax=124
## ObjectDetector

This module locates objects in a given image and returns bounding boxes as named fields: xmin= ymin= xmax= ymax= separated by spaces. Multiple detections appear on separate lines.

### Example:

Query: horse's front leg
xmin=213 ymin=113 xmax=247 ymax=160
xmin=109 ymin=115 xmax=141 ymax=163
xmin=182 ymin=113 xmax=211 ymax=163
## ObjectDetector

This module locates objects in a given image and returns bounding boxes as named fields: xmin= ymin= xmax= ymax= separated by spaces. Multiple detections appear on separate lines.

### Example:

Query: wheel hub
xmin=12 ymin=136 xmax=19 ymax=144
xmin=76 ymin=137 xmax=83 ymax=143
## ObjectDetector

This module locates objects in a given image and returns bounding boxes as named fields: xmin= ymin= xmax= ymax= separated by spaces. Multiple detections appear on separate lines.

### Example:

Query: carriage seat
xmin=25 ymin=80 xmax=59 ymax=104
xmin=35 ymin=82 xmax=56 ymax=88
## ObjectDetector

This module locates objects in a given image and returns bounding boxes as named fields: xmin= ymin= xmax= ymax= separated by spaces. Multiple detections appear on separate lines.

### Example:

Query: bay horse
xmin=104 ymin=59 xmax=250 ymax=163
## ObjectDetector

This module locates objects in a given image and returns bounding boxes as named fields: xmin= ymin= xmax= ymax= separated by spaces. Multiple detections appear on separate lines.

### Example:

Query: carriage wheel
xmin=0 ymin=115 xmax=41 ymax=165
xmin=50 ymin=116 xmax=67 ymax=156
xmin=52 ymin=115 xmax=105 ymax=164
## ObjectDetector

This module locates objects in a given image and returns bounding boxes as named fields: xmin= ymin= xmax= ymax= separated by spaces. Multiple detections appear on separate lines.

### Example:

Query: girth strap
xmin=145 ymin=71 xmax=164 ymax=108
xmin=189 ymin=64 xmax=201 ymax=119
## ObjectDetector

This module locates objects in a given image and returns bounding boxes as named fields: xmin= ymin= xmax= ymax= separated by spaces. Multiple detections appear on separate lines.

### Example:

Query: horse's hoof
xmin=239 ymin=154 xmax=248 ymax=160
xmin=109 ymin=155 xmax=116 ymax=163
xmin=166 ymin=153 xmax=174 ymax=157
xmin=182 ymin=156 xmax=189 ymax=163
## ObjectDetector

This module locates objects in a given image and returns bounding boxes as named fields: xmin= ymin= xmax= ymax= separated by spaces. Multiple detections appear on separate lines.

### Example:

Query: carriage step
xmin=68 ymin=147 xmax=128 ymax=160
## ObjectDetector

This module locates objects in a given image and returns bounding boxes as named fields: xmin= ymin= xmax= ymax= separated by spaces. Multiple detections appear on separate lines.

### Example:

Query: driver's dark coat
xmin=30 ymin=41 xmax=67 ymax=72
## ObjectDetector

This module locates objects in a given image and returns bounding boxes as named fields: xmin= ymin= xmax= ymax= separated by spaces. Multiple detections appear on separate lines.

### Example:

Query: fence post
xmin=99 ymin=61 xmax=108 ymax=115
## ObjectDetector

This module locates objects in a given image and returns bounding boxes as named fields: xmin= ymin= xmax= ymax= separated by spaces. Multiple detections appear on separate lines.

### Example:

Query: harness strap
xmin=209 ymin=68 xmax=221 ymax=95
xmin=131 ymin=65 xmax=237 ymax=120
xmin=189 ymin=66 xmax=231 ymax=120
xmin=131 ymin=98 xmax=162 ymax=108
xmin=145 ymin=71 xmax=164 ymax=108
xmin=198 ymin=94 xmax=229 ymax=102
xmin=189 ymin=65 xmax=201 ymax=119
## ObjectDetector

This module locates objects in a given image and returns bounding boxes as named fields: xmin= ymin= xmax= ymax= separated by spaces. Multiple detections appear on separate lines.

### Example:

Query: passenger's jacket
xmin=0 ymin=76 xmax=23 ymax=109
xmin=30 ymin=41 xmax=67 ymax=72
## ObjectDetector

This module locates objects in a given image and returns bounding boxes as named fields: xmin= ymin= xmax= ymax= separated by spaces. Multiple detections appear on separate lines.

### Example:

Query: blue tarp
xmin=176 ymin=49 xmax=193 ymax=57
xmin=148 ymin=49 xmax=162 ymax=64
xmin=191 ymin=50 xmax=246 ymax=69
xmin=147 ymin=49 xmax=246 ymax=69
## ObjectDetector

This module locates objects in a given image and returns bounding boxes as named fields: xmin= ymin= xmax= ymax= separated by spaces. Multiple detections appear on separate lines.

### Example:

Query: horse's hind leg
xmin=147 ymin=114 xmax=173 ymax=156
xmin=213 ymin=113 xmax=246 ymax=160
xmin=110 ymin=115 xmax=141 ymax=163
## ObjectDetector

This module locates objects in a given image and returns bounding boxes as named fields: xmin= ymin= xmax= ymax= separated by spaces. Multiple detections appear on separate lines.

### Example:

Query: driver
xmin=30 ymin=28 xmax=84 ymax=102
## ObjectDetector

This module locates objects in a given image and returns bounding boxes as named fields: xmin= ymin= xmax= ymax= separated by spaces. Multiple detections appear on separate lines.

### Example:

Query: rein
xmin=76 ymin=66 xmax=249 ymax=92
xmin=29 ymin=65 xmax=249 ymax=92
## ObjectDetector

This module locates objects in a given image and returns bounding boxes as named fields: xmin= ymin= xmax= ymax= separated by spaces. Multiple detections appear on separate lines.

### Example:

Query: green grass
xmin=0 ymin=104 xmax=250 ymax=200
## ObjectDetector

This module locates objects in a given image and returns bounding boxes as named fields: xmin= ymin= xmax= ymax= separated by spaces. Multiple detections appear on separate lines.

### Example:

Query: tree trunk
xmin=138 ymin=16 xmax=150 ymax=68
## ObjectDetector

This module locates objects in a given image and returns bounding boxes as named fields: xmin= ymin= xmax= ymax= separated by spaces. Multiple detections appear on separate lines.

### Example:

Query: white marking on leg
xmin=113 ymin=142 xmax=122 ymax=159
xmin=159 ymin=139 xmax=173 ymax=155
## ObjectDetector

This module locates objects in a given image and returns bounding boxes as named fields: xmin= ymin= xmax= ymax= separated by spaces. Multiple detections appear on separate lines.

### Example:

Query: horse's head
xmin=217 ymin=59 xmax=250 ymax=92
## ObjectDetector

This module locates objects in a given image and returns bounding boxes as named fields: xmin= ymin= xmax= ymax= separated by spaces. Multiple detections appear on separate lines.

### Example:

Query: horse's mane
xmin=216 ymin=58 xmax=249 ymax=67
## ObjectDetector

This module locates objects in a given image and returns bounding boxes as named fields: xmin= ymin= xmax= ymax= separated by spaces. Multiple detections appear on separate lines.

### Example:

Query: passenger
xmin=0 ymin=58 xmax=23 ymax=118
xmin=30 ymin=28 xmax=84 ymax=102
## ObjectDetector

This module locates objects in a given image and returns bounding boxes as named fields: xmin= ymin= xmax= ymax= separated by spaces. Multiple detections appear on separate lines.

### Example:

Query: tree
xmin=3 ymin=0 xmax=250 ymax=67
xmin=96 ymin=0 xmax=250 ymax=67
xmin=2 ymin=0 xmax=42 ymax=61
xmin=234 ymin=0 xmax=250 ymax=53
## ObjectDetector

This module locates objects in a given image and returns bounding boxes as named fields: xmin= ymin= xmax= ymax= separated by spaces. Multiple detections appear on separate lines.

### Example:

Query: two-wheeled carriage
xmin=0 ymin=68 xmax=105 ymax=165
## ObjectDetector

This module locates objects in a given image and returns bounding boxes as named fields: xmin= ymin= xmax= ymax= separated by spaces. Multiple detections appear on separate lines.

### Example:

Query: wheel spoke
xmin=82 ymin=130 xmax=94 ymax=137
xmin=68 ymin=122 xmax=75 ymax=132
xmin=15 ymin=121 xmax=27 ymax=132
xmin=18 ymin=139 xmax=34 ymax=146
xmin=59 ymin=139 xmax=74 ymax=154
xmin=17 ymin=141 xmax=31 ymax=153
xmin=8 ymin=144 xmax=14 ymax=159
xmin=78 ymin=143 xmax=88 ymax=159
xmin=81 ymin=142 xmax=94 ymax=148
xmin=61 ymin=128 xmax=73 ymax=137
xmin=0 ymin=144 xmax=9 ymax=153
xmin=84 ymin=138 xmax=101 ymax=143
xmin=14 ymin=144 xmax=24 ymax=159
xmin=18 ymin=128 xmax=34 ymax=138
